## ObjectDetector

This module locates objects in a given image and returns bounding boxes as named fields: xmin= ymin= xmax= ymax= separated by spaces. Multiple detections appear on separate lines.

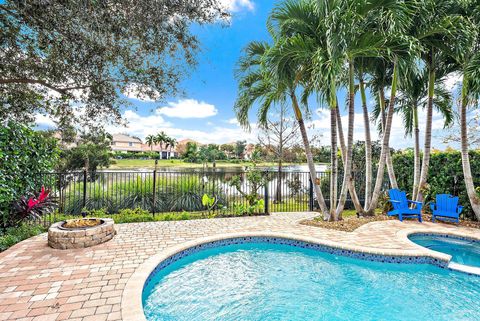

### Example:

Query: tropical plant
xmin=145 ymin=135 xmax=156 ymax=152
xmin=395 ymin=67 xmax=453 ymax=200
xmin=155 ymin=132 xmax=168 ymax=159
xmin=453 ymin=0 xmax=480 ymax=220
xmin=409 ymin=0 xmax=472 ymax=203
xmin=234 ymin=38 xmax=330 ymax=217
xmin=11 ymin=187 xmax=57 ymax=227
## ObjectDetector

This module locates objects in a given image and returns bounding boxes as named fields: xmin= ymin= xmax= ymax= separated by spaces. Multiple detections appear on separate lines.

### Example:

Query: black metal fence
xmin=32 ymin=169 xmax=378 ymax=217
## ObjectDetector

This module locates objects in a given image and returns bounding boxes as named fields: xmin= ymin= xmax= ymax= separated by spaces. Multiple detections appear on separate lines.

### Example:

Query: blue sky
xmin=36 ymin=0 xmax=463 ymax=149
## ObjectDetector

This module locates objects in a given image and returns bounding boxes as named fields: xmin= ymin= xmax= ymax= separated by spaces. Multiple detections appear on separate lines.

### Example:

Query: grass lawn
xmin=108 ymin=159 xmax=295 ymax=169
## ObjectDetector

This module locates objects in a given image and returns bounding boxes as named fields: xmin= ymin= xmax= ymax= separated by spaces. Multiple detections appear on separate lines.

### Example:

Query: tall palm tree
xmin=411 ymin=0 xmax=472 ymax=202
xmin=235 ymin=40 xmax=330 ymax=217
xmin=395 ymin=68 xmax=453 ymax=200
xmin=454 ymin=0 xmax=480 ymax=220
xmin=145 ymin=134 xmax=155 ymax=152
xmin=269 ymin=0 xmax=418 ymax=219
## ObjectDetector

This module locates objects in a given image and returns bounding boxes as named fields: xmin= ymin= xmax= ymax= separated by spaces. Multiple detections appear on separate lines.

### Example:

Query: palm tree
xmin=166 ymin=137 xmax=177 ymax=159
xmin=454 ymin=0 xmax=480 ymax=220
xmin=155 ymin=131 xmax=167 ymax=159
xmin=395 ymin=68 xmax=453 ymax=200
xmin=266 ymin=0 xmax=419 ymax=219
xmin=411 ymin=0 xmax=472 ymax=202
xmin=145 ymin=135 xmax=155 ymax=152
xmin=235 ymin=40 xmax=330 ymax=217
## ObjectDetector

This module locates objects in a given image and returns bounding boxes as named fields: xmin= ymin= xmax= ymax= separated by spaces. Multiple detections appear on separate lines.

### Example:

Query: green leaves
xmin=1 ymin=0 xmax=226 ymax=127
xmin=0 ymin=121 xmax=59 ymax=222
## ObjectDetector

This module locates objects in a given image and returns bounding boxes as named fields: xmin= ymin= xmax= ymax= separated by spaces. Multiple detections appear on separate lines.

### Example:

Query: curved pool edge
xmin=401 ymin=229 xmax=480 ymax=276
xmin=121 ymin=231 xmax=453 ymax=321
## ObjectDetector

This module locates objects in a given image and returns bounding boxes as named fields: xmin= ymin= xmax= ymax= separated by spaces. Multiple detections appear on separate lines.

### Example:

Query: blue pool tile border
xmin=408 ymin=232 xmax=479 ymax=243
xmin=142 ymin=236 xmax=449 ymax=291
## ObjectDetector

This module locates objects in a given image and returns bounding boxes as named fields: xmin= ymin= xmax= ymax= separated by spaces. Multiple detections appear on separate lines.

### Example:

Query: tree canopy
xmin=0 ymin=0 xmax=227 ymax=128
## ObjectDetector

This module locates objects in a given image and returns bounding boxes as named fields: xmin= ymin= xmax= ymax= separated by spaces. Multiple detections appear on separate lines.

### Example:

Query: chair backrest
xmin=388 ymin=189 xmax=408 ymax=210
xmin=436 ymin=194 xmax=459 ymax=213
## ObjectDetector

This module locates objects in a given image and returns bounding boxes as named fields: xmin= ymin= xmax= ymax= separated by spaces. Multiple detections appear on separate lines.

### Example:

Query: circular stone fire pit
xmin=48 ymin=218 xmax=115 ymax=249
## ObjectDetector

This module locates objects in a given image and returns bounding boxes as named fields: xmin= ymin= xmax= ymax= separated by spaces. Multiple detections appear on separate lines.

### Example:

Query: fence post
xmin=82 ymin=169 xmax=87 ymax=210
xmin=264 ymin=183 xmax=269 ymax=215
xmin=309 ymin=177 xmax=314 ymax=211
xmin=152 ymin=161 xmax=157 ymax=217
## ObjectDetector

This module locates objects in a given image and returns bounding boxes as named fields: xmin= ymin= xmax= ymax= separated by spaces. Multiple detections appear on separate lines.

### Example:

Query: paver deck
xmin=0 ymin=212 xmax=479 ymax=321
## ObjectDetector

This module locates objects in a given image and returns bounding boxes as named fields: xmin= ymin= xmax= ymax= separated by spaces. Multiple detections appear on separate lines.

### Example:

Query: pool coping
xmin=121 ymin=231 xmax=455 ymax=321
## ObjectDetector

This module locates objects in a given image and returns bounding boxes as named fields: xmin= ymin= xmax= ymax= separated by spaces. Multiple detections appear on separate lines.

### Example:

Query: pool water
xmin=409 ymin=234 xmax=480 ymax=268
xmin=143 ymin=243 xmax=480 ymax=321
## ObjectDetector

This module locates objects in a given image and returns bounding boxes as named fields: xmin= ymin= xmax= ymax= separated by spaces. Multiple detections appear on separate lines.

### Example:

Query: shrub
xmin=11 ymin=187 xmax=57 ymax=227
xmin=393 ymin=150 xmax=480 ymax=220
xmin=0 ymin=122 xmax=59 ymax=227
xmin=0 ymin=224 xmax=47 ymax=252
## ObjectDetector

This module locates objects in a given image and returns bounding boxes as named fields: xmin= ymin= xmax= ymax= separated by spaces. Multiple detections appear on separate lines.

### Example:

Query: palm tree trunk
xmin=359 ymin=75 xmax=372 ymax=209
xmin=291 ymin=91 xmax=329 ymax=217
xmin=460 ymin=76 xmax=480 ymax=220
xmin=412 ymin=103 xmax=421 ymax=201
xmin=330 ymin=106 xmax=338 ymax=217
xmin=379 ymin=87 xmax=398 ymax=189
xmin=335 ymin=107 xmax=364 ymax=215
xmin=335 ymin=60 xmax=355 ymax=219
xmin=386 ymin=148 xmax=398 ymax=188
xmin=367 ymin=61 xmax=398 ymax=215
xmin=416 ymin=55 xmax=435 ymax=203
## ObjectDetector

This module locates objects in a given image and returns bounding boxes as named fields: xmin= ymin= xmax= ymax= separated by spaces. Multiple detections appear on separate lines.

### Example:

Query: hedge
xmin=392 ymin=150 xmax=480 ymax=220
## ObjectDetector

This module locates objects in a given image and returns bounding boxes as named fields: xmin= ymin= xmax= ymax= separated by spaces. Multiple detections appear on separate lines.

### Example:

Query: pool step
xmin=448 ymin=262 xmax=480 ymax=276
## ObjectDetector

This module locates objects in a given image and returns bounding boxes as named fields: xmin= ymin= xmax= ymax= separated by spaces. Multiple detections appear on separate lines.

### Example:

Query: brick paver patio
xmin=0 ymin=212 xmax=479 ymax=321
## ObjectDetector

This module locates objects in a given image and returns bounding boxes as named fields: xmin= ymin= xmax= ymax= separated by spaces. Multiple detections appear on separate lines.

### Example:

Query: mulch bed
xmin=301 ymin=213 xmax=480 ymax=232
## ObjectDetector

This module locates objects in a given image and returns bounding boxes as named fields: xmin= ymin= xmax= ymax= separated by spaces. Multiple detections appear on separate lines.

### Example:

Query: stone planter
xmin=48 ymin=218 xmax=116 ymax=249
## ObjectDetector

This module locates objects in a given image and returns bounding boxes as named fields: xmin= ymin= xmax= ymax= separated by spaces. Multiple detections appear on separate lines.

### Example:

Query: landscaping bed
xmin=302 ymin=211 xmax=480 ymax=232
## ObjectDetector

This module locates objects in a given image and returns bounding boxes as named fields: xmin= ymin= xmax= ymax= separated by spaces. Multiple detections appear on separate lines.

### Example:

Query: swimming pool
xmin=409 ymin=234 xmax=480 ymax=268
xmin=142 ymin=241 xmax=479 ymax=321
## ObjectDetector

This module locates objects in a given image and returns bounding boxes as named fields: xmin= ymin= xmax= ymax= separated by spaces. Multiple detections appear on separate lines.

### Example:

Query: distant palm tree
xmin=168 ymin=138 xmax=177 ymax=159
xmin=155 ymin=132 xmax=167 ymax=159
xmin=145 ymin=135 xmax=155 ymax=152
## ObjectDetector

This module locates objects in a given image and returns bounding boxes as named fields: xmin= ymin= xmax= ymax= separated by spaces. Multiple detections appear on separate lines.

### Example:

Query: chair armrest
xmin=390 ymin=200 xmax=401 ymax=203
xmin=408 ymin=200 xmax=423 ymax=205
xmin=430 ymin=203 xmax=436 ymax=211
xmin=457 ymin=206 xmax=464 ymax=214
xmin=408 ymin=200 xmax=423 ymax=210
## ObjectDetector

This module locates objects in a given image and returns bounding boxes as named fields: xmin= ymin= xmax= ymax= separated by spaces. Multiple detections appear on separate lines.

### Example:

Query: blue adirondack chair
xmin=430 ymin=194 xmax=463 ymax=223
xmin=388 ymin=189 xmax=423 ymax=222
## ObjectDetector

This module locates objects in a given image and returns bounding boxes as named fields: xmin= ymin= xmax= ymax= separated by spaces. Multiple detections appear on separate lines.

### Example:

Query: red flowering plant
xmin=11 ymin=186 xmax=57 ymax=227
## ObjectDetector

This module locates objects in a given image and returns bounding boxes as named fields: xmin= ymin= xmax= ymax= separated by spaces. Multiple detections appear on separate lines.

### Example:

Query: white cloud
xmin=105 ymin=110 xmax=172 ymax=140
xmin=219 ymin=0 xmax=255 ymax=12
xmin=226 ymin=117 xmax=239 ymax=125
xmin=105 ymin=109 xmax=256 ymax=144
xmin=157 ymin=99 xmax=218 ymax=118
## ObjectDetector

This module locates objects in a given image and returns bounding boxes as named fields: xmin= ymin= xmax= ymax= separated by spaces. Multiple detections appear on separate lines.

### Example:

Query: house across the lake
xmin=111 ymin=134 xmax=143 ymax=152
xmin=111 ymin=133 xmax=180 ymax=158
